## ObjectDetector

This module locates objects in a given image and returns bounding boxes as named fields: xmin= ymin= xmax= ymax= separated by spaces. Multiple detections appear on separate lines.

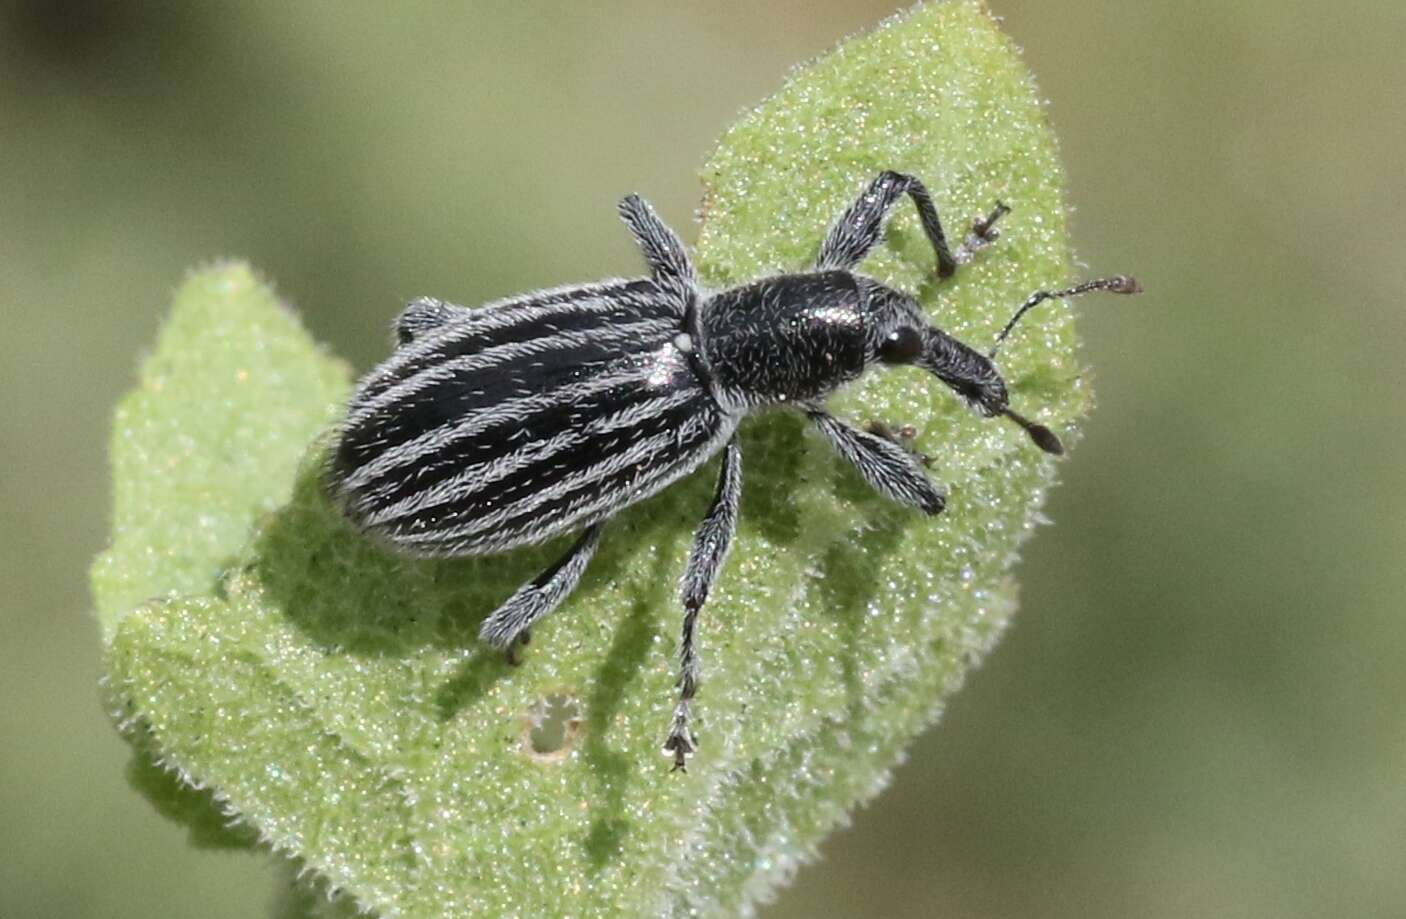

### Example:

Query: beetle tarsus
xmin=502 ymin=629 xmax=533 ymax=666
xmin=953 ymin=200 xmax=1010 ymax=267
xmin=664 ymin=702 xmax=697 ymax=773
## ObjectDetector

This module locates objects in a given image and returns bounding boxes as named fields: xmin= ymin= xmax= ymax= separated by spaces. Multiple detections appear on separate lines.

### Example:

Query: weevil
xmin=326 ymin=171 xmax=1139 ymax=770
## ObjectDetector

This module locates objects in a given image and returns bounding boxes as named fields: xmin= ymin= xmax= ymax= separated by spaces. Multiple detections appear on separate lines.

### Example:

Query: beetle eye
xmin=879 ymin=327 xmax=924 ymax=364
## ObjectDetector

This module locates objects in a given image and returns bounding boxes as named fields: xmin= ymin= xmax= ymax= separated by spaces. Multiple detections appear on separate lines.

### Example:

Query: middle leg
xmin=618 ymin=193 xmax=696 ymax=304
xmin=665 ymin=436 xmax=743 ymax=772
xmin=808 ymin=409 xmax=946 ymax=515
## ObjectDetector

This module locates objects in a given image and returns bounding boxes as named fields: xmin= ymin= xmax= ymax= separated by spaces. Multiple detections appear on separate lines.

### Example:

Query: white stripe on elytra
xmin=346 ymin=315 xmax=673 ymax=428
xmin=354 ymin=280 xmax=661 ymax=395
xmin=393 ymin=411 xmax=718 ymax=547
xmin=428 ymin=414 xmax=738 ymax=556
xmin=342 ymin=356 xmax=660 ymax=490
xmin=361 ymin=386 xmax=701 ymax=526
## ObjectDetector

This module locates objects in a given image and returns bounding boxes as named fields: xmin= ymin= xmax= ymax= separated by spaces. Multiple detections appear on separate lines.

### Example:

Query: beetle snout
xmin=973 ymin=374 xmax=1009 ymax=417
xmin=951 ymin=372 xmax=1008 ymax=417
xmin=917 ymin=327 xmax=1007 ymax=413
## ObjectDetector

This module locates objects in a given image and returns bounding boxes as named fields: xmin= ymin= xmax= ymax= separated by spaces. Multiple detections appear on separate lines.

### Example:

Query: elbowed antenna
xmin=989 ymin=275 xmax=1143 ymax=359
xmin=984 ymin=274 xmax=1142 ymax=454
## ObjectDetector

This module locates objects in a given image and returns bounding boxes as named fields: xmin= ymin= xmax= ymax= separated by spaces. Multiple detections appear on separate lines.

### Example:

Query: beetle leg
xmin=478 ymin=524 xmax=603 ymax=651
xmin=618 ymin=194 xmax=696 ymax=305
xmin=865 ymin=421 xmax=931 ymax=467
xmin=951 ymin=201 xmax=1010 ymax=268
xmin=815 ymin=171 xmax=1007 ymax=280
xmin=808 ymin=410 xmax=946 ymax=515
xmin=816 ymin=171 xmax=957 ymax=276
xmin=395 ymin=296 xmax=462 ymax=345
xmin=503 ymin=630 xmax=531 ymax=667
xmin=666 ymin=436 xmax=742 ymax=773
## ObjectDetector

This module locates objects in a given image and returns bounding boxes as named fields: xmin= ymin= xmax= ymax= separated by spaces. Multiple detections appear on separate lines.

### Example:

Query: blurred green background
xmin=3 ymin=1 xmax=1402 ymax=916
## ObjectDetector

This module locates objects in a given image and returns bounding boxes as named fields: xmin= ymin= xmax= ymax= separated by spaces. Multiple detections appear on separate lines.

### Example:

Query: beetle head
xmin=860 ymin=277 xmax=1064 ymax=455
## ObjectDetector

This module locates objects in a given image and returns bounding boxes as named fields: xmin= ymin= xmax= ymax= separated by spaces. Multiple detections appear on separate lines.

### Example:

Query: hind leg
xmin=394 ymin=296 xmax=465 ymax=345
xmin=479 ymin=524 xmax=604 ymax=653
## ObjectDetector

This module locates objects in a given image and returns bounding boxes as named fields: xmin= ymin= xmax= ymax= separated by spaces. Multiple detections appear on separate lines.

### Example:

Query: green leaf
xmin=98 ymin=3 xmax=1086 ymax=916
xmin=91 ymin=262 xmax=351 ymax=636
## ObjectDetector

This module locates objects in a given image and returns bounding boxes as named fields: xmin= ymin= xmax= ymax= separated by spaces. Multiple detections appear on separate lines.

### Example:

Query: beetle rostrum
xmin=326 ymin=171 xmax=1140 ymax=771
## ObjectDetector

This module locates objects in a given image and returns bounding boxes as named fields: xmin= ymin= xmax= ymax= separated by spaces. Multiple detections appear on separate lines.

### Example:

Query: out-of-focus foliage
xmin=4 ymin=1 xmax=1404 ymax=918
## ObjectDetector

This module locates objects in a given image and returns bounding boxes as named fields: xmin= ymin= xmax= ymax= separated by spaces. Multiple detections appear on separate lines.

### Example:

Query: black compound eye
xmin=879 ymin=326 xmax=924 ymax=364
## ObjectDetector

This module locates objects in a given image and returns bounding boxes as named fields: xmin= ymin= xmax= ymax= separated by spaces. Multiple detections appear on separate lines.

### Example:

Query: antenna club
xmin=1028 ymin=423 xmax=1065 ymax=456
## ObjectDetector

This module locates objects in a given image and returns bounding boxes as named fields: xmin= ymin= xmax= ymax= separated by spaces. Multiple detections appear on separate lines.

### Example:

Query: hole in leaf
xmin=522 ymin=692 xmax=583 ymax=761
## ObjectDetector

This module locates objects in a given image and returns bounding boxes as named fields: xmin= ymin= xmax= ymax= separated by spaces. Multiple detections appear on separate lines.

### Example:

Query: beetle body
xmin=332 ymin=279 xmax=733 ymax=557
xmin=327 ymin=171 xmax=1138 ymax=770
xmin=700 ymin=271 xmax=868 ymax=408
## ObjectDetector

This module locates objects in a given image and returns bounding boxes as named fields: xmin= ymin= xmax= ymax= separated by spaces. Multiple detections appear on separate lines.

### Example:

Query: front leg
xmin=815 ymin=171 xmax=1007 ymax=278
xmin=665 ymin=436 xmax=742 ymax=772
xmin=808 ymin=410 xmax=946 ymax=515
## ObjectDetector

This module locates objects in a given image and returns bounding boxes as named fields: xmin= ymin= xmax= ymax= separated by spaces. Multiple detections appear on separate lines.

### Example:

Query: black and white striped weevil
xmin=326 ymin=171 xmax=1139 ymax=771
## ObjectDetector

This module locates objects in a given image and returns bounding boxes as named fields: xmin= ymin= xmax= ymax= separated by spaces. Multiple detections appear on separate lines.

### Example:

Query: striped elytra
xmin=330 ymin=278 xmax=734 ymax=557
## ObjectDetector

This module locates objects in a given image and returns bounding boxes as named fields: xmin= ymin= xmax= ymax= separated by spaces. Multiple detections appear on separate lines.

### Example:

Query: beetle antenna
xmin=989 ymin=275 xmax=1142 ymax=359
xmin=1002 ymin=407 xmax=1064 ymax=456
